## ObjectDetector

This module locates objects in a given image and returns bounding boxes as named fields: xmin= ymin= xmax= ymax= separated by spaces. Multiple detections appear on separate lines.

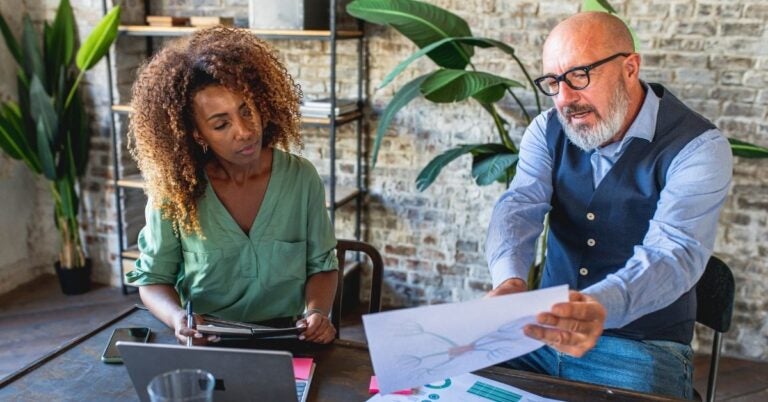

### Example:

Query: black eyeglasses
xmin=534 ymin=52 xmax=631 ymax=96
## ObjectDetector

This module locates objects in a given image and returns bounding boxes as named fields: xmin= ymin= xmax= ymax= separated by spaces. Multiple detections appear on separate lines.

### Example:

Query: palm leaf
xmin=380 ymin=36 xmax=520 ymax=89
xmin=421 ymin=69 xmax=523 ymax=103
xmin=46 ymin=0 xmax=75 ymax=93
xmin=471 ymin=151 xmax=519 ymax=185
xmin=0 ymin=12 xmax=22 ymax=64
xmin=35 ymin=119 xmax=56 ymax=180
xmin=21 ymin=15 xmax=45 ymax=90
xmin=67 ymin=5 xmax=121 ymax=107
xmin=416 ymin=144 xmax=479 ymax=191
xmin=30 ymin=76 xmax=58 ymax=179
xmin=75 ymin=5 xmax=120 ymax=71
xmin=372 ymin=74 xmax=429 ymax=168
xmin=67 ymin=91 xmax=89 ymax=176
xmin=728 ymin=138 xmax=768 ymax=158
xmin=347 ymin=0 xmax=473 ymax=69
xmin=0 ymin=101 xmax=41 ymax=172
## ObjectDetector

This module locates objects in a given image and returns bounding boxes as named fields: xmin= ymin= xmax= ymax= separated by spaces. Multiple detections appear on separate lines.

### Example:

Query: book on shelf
xmin=146 ymin=15 xmax=190 ymax=27
xmin=196 ymin=315 xmax=303 ymax=339
xmin=300 ymin=98 xmax=358 ymax=117
xmin=189 ymin=16 xmax=235 ymax=27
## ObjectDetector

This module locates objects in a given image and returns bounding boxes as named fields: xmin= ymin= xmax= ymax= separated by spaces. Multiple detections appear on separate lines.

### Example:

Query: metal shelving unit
xmin=105 ymin=0 xmax=366 ymax=294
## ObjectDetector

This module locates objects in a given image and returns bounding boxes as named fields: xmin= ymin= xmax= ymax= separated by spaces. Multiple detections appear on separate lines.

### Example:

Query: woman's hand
xmin=171 ymin=310 xmax=219 ymax=345
xmin=297 ymin=311 xmax=336 ymax=344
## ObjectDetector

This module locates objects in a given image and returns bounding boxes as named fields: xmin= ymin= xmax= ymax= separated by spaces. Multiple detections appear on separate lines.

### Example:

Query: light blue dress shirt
xmin=486 ymin=84 xmax=733 ymax=329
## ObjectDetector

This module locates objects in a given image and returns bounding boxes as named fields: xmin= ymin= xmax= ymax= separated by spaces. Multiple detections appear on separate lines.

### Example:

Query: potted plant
xmin=348 ymin=0 xmax=768 ymax=286
xmin=0 ymin=0 xmax=121 ymax=294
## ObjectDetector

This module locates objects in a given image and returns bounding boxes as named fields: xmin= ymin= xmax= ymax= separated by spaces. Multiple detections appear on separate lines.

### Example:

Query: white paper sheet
xmin=363 ymin=285 xmax=569 ymax=394
xmin=365 ymin=372 xmax=563 ymax=402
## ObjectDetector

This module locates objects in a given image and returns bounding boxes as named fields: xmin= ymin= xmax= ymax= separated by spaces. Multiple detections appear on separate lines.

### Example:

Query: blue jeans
xmin=504 ymin=335 xmax=693 ymax=399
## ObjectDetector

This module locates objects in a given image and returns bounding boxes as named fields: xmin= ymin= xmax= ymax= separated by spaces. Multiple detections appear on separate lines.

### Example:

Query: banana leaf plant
xmin=348 ymin=0 xmax=543 ymax=192
xmin=0 ymin=0 xmax=121 ymax=270
xmin=350 ymin=0 xmax=768 ymax=289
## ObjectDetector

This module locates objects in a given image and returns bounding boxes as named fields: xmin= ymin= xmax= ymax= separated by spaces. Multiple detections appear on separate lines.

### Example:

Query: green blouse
xmin=125 ymin=149 xmax=338 ymax=322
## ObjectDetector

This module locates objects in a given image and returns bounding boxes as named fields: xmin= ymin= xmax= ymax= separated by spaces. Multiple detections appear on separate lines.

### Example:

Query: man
xmin=485 ymin=12 xmax=732 ymax=399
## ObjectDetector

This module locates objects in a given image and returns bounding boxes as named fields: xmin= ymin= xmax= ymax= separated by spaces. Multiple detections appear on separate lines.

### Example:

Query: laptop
xmin=117 ymin=342 xmax=313 ymax=402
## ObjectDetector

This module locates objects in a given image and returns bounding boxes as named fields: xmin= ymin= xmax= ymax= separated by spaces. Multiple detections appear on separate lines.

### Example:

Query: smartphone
xmin=101 ymin=327 xmax=151 ymax=363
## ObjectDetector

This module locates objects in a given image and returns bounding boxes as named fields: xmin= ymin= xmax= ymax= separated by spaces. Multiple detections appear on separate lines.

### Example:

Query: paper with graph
xmin=363 ymin=285 xmax=568 ymax=394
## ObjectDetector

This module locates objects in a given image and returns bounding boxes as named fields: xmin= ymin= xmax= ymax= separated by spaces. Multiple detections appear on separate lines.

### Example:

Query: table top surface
xmin=0 ymin=306 xmax=686 ymax=402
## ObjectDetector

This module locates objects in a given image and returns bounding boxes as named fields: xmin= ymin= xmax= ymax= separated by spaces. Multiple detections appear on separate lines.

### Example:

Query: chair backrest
xmin=695 ymin=255 xmax=735 ymax=402
xmin=331 ymin=239 xmax=383 ymax=338
xmin=696 ymin=255 xmax=735 ymax=333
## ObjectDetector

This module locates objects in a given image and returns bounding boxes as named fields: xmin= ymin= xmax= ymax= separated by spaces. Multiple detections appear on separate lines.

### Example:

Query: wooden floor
xmin=1 ymin=275 xmax=767 ymax=401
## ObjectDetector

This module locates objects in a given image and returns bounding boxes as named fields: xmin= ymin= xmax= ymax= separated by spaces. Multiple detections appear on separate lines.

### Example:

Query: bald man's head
xmin=544 ymin=12 xmax=634 ymax=60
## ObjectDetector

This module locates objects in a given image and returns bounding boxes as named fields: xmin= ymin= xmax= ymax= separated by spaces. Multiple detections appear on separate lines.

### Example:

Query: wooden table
xmin=0 ymin=306 xmax=686 ymax=401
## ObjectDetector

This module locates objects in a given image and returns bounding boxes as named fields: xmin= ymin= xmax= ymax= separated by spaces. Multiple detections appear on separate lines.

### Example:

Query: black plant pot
xmin=55 ymin=259 xmax=92 ymax=295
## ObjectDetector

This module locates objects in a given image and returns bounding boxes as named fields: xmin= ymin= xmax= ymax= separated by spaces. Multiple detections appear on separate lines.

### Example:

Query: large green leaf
xmin=416 ymin=144 xmax=478 ymax=191
xmin=67 ymin=5 xmax=120 ymax=108
xmin=30 ymin=76 xmax=58 ymax=180
xmin=21 ymin=15 xmax=45 ymax=90
xmin=347 ymin=0 xmax=473 ymax=69
xmin=0 ymin=12 xmax=22 ymax=64
xmin=66 ymin=90 xmax=90 ymax=176
xmin=729 ymin=138 xmax=768 ymax=158
xmin=421 ymin=69 xmax=523 ymax=103
xmin=75 ymin=5 xmax=120 ymax=71
xmin=472 ymin=151 xmax=519 ymax=185
xmin=29 ymin=76 xmax=58 ymax=144
xmin=35 ymin=119 xmax=56 ymax=180
xmin=0 ymin=101 xmax=41 ymax=173
xmin=380 ymin=36 xmax=519 ymax=89
xmin=46 ymin=0 xmax=75 ymax=92
xmin=372 ymin=74 xmax=429 ymax=168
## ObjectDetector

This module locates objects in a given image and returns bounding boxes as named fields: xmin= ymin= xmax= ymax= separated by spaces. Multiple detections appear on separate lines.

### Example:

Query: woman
xmin=125 ymin=27 xmax=338 ymax=344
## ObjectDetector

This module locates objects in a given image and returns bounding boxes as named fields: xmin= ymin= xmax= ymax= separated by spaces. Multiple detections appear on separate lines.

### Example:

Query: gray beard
xmin=557 ymin=85 xmax=629 ymax=152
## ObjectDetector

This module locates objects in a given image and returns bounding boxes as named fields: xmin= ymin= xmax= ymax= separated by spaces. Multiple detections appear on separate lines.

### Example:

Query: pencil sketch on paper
xmin=395 ymin=315 xmax=534 ymax=379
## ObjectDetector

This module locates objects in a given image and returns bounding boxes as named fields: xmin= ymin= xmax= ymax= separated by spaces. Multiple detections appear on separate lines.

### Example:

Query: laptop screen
xmin=117 ymin=342 xmax=302 ymax=402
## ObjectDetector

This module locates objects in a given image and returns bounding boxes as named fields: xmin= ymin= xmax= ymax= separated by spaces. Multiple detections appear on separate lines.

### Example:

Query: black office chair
xmin=695 ymin=255 xmax=735 ymax=402
xmin=331 ymin=239 xmax=384 ymax=339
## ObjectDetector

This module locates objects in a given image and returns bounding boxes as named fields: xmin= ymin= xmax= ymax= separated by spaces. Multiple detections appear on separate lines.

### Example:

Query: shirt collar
xmin=597 ymin=81 xmax=659 ymax=156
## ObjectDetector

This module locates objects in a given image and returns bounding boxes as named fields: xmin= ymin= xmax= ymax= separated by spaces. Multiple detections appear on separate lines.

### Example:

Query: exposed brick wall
xmin=360 ymin=0 xmax=768 ymax=362
xmin=52 ymin=0 xmax=767 ymax=362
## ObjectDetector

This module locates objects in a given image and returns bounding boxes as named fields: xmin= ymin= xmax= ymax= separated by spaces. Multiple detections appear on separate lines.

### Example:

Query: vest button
xmin=586 ymin=212 xmax=595 ymax=221
xmin=587 ymin=238 xmax=596 ymax=247
xmin=579 ymin=267 xmax=589 ymax=276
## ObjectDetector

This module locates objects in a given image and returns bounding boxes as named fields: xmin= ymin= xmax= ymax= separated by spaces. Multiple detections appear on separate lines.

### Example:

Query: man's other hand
xmin=486 ymin=277 xmax=528 ymax=297
xmin=524 ymin=290 xmax=606 ymax=357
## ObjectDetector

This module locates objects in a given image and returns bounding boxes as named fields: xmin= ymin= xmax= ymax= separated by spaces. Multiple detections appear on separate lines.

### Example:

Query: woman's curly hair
xmin=129 ymin=26 xmax=302 ymax=236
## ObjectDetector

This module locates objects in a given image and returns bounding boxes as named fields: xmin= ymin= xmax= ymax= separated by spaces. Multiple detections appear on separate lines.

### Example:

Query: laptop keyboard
xmin=296 ymin=379 xmax=308 ymax=402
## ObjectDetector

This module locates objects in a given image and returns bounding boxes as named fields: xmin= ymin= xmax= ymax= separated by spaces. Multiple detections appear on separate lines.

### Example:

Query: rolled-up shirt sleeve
xmin=125 ymin=202 xmax=182 ymax=285
xmin=486 ymin=110 xmax=554 ymax=288
xmin=583 ymin=129 xmax=733 ymax=328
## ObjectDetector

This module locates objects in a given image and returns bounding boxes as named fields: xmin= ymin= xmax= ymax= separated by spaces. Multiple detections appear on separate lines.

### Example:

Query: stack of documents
xmin=300 ymin=98 xmax=357 ymax=118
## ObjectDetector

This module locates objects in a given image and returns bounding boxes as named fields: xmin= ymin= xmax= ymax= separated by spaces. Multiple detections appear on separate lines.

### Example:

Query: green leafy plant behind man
xmin=348 ymin=0 xmax=768 ymax=193
xmin=0 ymin=1 xmax=121 ymax=270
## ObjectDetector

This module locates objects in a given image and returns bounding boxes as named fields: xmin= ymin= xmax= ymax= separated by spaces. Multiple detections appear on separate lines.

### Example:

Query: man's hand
xmin=486 ymin=277 xmax=528 ymax=297
xmin=524 ymin=290 xmax=606 ymax=357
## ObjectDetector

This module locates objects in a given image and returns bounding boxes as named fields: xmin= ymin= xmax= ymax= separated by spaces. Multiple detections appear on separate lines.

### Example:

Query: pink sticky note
xmin=369 ymin=376 xmax=412 ymax=395
xmin=292 ymin=357 xmax=313 ymax=380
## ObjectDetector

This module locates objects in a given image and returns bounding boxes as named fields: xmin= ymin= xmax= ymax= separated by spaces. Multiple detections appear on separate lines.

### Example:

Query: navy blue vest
xmin=542 ymin=83 xmax=715 ymax=344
